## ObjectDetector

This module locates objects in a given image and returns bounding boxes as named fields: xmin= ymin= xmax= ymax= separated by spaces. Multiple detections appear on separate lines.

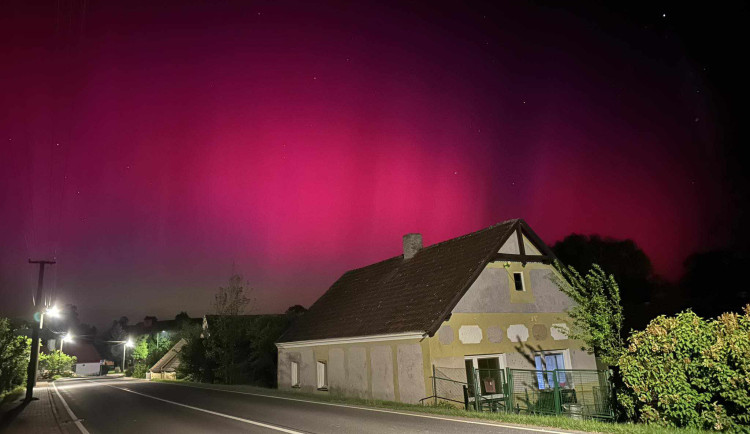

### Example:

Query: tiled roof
xmin=278 ymin=219 xmax=521 ymax=343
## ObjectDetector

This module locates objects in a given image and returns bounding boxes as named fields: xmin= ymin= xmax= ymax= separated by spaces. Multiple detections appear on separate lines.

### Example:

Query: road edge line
xmin=152 ymin=381 xmax=573 ymax=434
xmin=52 ymin=381 xmax=91 ymax=434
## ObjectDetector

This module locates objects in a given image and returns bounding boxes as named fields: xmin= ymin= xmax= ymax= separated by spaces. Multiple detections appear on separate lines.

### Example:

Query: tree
xmin=551 ymin=234 xmax=657 ymax=330
xmin=0 ymin=318 xmax=30 ymax=395
xmin=39 ymin=350 xmax=77 ymax=377
xmin=177 ymin=322 xmax=214 ymax=382
xmin=104 ymin=321 xmax=126 ymax=362
xmin=680 ymin=249 xmax=750 ymax=318
xmin=207 ymin=273 xmax=253 ymax=384
xmin=285 ymin=305 xmax=307 ymax=316
xmin=553 ymin=262 xmax=624 ymax=366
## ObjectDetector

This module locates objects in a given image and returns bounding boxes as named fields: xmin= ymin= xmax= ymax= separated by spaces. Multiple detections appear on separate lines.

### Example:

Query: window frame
xmin=316 ymin=361 xmax=328 ymax=391
xmin=290 ymin=361 xmax=299 ymax=388
xmin=513 ymin=272 xmax=525 ymax=291
xmin=533 ymin=349 xmax=573 ymax=390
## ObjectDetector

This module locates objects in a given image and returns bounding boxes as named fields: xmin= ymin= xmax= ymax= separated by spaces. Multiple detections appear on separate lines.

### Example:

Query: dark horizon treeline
xmin=552 ymin=233 xmax=750 ymax=332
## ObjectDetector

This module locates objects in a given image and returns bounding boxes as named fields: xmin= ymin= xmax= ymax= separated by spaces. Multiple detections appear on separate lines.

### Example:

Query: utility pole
xmin=25 ymin=259 xmax=55 ymax=402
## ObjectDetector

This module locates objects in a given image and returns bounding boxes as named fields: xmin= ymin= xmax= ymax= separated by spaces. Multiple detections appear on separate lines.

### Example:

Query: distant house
xmin=147 ymin=338 xmax=187 ymax=380
xmin=126 ymin=315 xmax=201 ymax=337
xmin=275 ymin=219 xmax=596 ymax=404
xmin=63 ymin=341 xmax=110 ymax=376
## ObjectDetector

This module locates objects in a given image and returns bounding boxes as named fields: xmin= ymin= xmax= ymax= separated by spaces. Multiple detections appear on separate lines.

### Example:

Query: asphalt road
xmin=52 ymin=377 xmax=571 ymax=434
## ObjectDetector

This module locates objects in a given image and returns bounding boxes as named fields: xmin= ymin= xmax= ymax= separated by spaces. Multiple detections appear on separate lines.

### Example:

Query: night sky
xmin=1 ymin=1 xmax=747 ymax=328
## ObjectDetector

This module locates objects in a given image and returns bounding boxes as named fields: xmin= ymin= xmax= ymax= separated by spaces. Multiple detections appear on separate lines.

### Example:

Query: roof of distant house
xmin=277 ymin=219 xmax=555 ymax=343
xmin=149 ymin=338 xmax=187 ymax=373
xmin=63 ymin=341 xmax=103 ymax=364
xmin=125 ymin=317 xmax=202 ymax=336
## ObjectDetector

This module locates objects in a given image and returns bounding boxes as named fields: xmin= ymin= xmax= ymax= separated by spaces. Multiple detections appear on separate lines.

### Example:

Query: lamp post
xmin=122 ymin=338 xmax=134 ymax=372
xmin=26 ymin=304 xmax=59 ymax=401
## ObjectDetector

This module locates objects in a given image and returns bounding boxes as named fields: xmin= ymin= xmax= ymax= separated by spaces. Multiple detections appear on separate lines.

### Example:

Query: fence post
xmin=432 ymin=365 xmax=437 ymax=406
xmin=474 ymin=368 xmax=481 ymax=411
xmin=505 ymin=368 xmax=512 ymax=413
xmin=553 ymin=370 xmax=562 ymax=415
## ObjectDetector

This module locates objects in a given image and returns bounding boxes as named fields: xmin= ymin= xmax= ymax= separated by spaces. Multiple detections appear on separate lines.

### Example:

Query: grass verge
xmin=151 ymin=379 xmax=706 ymax=434
xmin=0 ymin=386 xmax=24 ymax=406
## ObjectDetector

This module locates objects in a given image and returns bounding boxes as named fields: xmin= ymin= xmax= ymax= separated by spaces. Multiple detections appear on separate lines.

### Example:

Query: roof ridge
xmin=339 ymin=219 xmax=519 ymax=274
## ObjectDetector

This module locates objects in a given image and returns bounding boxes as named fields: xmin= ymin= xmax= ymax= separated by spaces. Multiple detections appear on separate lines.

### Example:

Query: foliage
xmin=39 ymin=350 xmax=77 ymax=377
xmin=132 ymin=336 xmax=149 ymax=362
xmin=619 ymin=306 xmax=750 ymax=430
xmin=131 ymin=362 xmax=149 ymax=378
xmin=0 ymin=318 xmax=30 ymax=396
xmin=177 ymin=322 xmax=214 ymax=382
xmin=553 ymin=262 xmax=624 ymax=366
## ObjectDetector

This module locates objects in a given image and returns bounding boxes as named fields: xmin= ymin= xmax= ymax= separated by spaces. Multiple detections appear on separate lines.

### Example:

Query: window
xmin=513 ymin=272 xmax=525 ymax=291
xmin=316 ymin=361 xmax=328 ymax=390
xmin=290 ymin=361 xmax=299 ymax=387
xmin=534 ymin=352 xmax=567 ymax=389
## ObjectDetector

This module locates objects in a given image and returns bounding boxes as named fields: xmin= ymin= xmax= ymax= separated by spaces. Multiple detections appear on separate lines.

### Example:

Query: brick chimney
xmin=403 ymin=233 xmax=422 ymax=260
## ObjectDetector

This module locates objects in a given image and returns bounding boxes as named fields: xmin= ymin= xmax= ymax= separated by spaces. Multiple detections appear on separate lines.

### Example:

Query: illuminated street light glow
xmin=46 ymin=305 xmax=61 ymax=317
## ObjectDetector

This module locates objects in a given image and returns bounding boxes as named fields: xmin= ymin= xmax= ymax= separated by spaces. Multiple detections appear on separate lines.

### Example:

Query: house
xmin=64 ymin=341 xmax=109 ymax=376
xmin=147 ymin=338 xmax=187 ymax=380
xmin=275 ymin=219 xmax=596 ymax=404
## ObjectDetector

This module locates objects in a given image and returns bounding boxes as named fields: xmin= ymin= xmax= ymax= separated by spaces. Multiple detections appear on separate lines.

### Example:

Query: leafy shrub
xmin=618 ymin=306 xmax=750 ymax=430
xmin=131 ymin=362 xmax=149 ymax=379
xmin=39 ymin=350 xmax=77 ymax=378
xmin=0 ymin=319 xmax=30 ymax=395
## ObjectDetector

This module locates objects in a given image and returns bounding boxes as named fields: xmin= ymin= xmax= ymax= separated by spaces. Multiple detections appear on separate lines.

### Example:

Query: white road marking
xmin=152 ymin=381 xmax=574 ymax=434
xmin=52 ymin=381 xmax=91 ymax=434
xmin=104 ymin=384 xmax=304 ymax=434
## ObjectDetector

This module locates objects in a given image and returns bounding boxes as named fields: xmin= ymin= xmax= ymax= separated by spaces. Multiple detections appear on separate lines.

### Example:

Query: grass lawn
xmin=152 ymin=379 xmax=706 ymax=434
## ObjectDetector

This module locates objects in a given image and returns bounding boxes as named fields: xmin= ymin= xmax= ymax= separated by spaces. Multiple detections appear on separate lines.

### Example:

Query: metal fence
xmin=426 ymin=366 xmax=470 ymax=406
xmin=424 ymin=365 xmax=613 ymax=420
xmin=506 ymin=368 xmax=613 ymax=420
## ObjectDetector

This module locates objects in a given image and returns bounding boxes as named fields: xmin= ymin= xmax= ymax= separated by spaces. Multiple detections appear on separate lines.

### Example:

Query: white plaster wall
xmin=346 ymin=346 xmax=368 ymax=398
xmin=498 ymin=237 xmax=520 ymax=254
xmin=74 ymin=363 xmax=100 ymax=376
xmin=328 ymin=348 xmax=345 ymax=392
xmin=397 ymin=343 xmax=426 ymax=404
xmin=370 ymin=346 xmax=395 ymax=401
xmin=300 ymin=348 xmax=316 ymax=391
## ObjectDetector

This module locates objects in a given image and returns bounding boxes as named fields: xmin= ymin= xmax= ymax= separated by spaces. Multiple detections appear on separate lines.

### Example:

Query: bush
xmin=618 ymin=305 xmax=750 ymax=430
xmin=39 ymin=350 xmax=77 ymax=378
xmin=0 ymin=318 xmax=30 ymax=396
xmin=131 ymin=362 xmax=149 ymax=379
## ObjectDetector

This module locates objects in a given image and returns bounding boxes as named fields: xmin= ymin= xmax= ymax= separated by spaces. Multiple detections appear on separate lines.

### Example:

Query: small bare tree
xmin=208 ymin=273 xmax=254 ymax=384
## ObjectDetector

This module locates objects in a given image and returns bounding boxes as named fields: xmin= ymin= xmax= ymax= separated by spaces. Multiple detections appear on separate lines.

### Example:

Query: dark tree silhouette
xmin=284 ymin=305 xmax=307 ymax=316
xmin=551 ymin=234 xmax=658 ymax=331
xmin=680 ymin=249 xmax=750 ymax=318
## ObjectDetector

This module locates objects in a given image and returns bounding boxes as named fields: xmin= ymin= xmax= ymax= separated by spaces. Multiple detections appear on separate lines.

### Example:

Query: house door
xmin=464 ymin=354 xmax=507 ymax=397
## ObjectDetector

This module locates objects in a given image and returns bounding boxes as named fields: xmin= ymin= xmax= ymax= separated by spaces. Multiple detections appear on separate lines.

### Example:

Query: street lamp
xmin=60 ymin=333 xmax=73 ymax=352
xmin=122 ymin=338 xmax=134 ymax=372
